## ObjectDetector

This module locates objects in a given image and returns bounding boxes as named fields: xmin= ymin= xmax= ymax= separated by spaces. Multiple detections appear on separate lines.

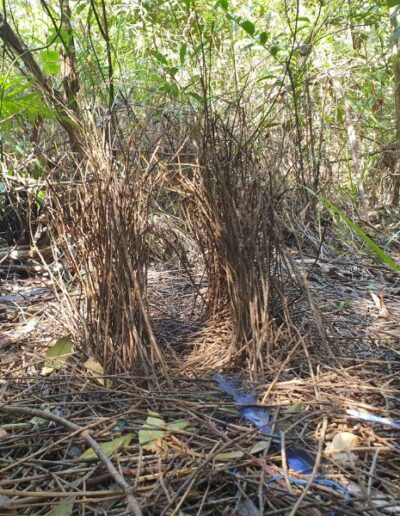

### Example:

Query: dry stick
xmin=280 ymin=431 xmax=293 ymax=495
xmin=367 ymin=448 xmax=380 ymax=497
xmin=0 ymin=421 xmax=98 ymax=475
xmin=0 ymin=488 xmax=123 ymax=499
xmin=0 ymin=488 xmax=126 ymax=511
xmin=288 ymin=417 xmax=328 ymax=516
xmin=281 ymin=243 xmax=336 ymax=361
xmin=0 ymin=468 xmax=92 ymax=487
xmin=0 ymin=404 xmax=143 ymax=516
xmin=0 ymin=466 xmax=196 ymax=509
xmin=161 ymin=412 xmax=274 ymax=516
xmin=261 ymin=335 xmax=305 ymax=404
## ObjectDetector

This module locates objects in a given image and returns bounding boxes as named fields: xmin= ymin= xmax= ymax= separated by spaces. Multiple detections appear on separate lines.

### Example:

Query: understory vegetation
xmin=1 ymin=1 xmax=400 ymax=515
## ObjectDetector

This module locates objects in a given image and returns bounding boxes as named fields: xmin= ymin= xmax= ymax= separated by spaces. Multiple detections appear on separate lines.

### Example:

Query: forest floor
xmin=1 ymin=245 xmax=400 ymax=515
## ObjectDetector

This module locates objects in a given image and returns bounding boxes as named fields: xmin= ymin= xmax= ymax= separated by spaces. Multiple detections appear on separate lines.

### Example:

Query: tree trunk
xmin=0 ymin=12 xmax=83 ymax=156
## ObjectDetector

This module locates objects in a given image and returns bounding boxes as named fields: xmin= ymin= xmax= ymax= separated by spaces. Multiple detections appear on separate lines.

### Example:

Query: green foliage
xmin=46 ymin=27 xmax=71 ymax=47
xmin=179 ymin=43 xmax=187 ymax=65
xmin=239 ymin=20 xmax=255 ymax=36
xmin=0 ymin=76 xmax=54 ymax=125
xmin=1 ymin=0 xmax=397 ymax=221
xmin=313 ymin=192 xmax=400 ymax=272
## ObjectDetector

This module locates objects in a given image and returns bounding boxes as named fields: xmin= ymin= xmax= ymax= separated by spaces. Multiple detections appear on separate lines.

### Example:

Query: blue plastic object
xmin=213 ymin=374 xmax=352 ymax=514
xmin=285 ymin=447 xmax=314 ymax=474
xmin=346 ymin=409 xmax=400 ymax=429
xmin=269 ymin=474 xmax=350 ymax=498
xmin=213 ymin=374 xmax=256 ymax=405
xmin=213 ymin=374 xmax=314 ymax=473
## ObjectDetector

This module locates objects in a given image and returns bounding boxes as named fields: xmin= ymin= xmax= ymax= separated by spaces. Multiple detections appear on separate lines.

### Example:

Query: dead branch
xmin=0 ymin=404 xmax=143 ymax=516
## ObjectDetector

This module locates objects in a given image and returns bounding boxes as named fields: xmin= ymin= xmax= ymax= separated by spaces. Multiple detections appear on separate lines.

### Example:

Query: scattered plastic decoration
xmin=346 ymin=409 xmax=400 ymax=430
xmin=214 ymin=375 xmax=400 ymax=514
xmin=269 ymin=474 xmax=351 ymax=498
xmin=213 ymin=374 xmax=313 ymax=473
xmin=213 ymin=373 xmax=350 ymax=514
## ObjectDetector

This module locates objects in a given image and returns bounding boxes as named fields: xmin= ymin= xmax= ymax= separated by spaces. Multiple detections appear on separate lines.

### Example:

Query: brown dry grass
xmin=1 ymin=258 xmax=400 ymax=515
xmin=165 ymin=105 xmax=287 ymax=374
xmin=2 ymin=78 xmax=400 ymax=516
xmin=47 ymin=131 xmax=167 ymax=379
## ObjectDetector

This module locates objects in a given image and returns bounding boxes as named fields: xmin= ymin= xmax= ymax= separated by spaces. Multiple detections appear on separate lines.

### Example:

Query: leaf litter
xmin=1 ymin=255 xmax=400 ymax=514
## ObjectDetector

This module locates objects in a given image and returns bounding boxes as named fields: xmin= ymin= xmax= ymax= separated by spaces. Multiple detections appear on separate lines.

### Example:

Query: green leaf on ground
xmin=42 ymin=337 xmax=73 ymax=375
xmin=214 ymin=450 xmax=244 ymax=460
xmin=47 ymin=498 xmax=75 ymax=516
xmin=84 ymin=358 xmax=112 ymax=387
xmin=80 ymin=433 xmax=133 ymax=461
xmin=29 ymin=404 xmax=53 ymax=429
xmin=218 ymin=406 xmax=241 ymax=415
xmin=139 ymin=412 xmax=192 ymax=450
xmin=167 ymin=419 xmax=191 ymax=431
xmin=139 ymin=412 xmax=166 ymax=450
xmin=286 ymin=401 xmax=303 ymax=413
xmin=250 ymin=441 xmax=270 ymax=454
